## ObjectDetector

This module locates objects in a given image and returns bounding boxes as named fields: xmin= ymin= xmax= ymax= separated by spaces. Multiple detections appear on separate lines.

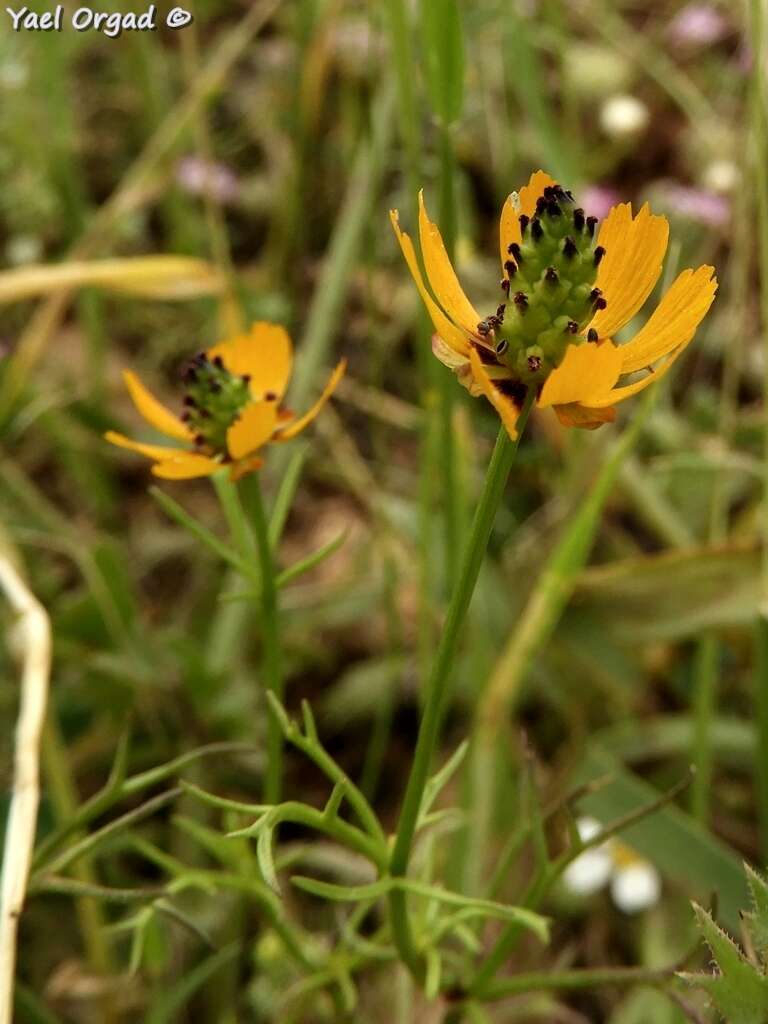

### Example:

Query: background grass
xmin=0 ymin=0 xmax=759 ymax=1020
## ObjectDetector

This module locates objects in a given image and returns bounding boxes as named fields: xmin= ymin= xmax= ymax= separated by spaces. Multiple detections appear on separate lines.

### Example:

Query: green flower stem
xmin=213 ymin=473 xmax=284 ymax=804
xmin=388 ymin=395 xmax=536 ymax=980
xmin=244 ymin=475 xmax=284 ymax=805
xmin=477 ymin=964 xmax=676 ymax=1002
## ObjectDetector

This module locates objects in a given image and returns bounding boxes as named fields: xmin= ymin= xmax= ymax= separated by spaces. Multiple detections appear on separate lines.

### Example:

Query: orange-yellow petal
xmin=418 ymin=191 xmax=481 ymax=335
xmin=469 ymin=348 xmax=521 ymax=439
xmin=390 ymin=209 xmax=470 ymax=355
xmin=617 ymin=265 xmax=717 ymax=374
xmin=229 ymin=455 xmax=264 ymax=481
xmin=538 ymin=341 xmax=623 ymax=408
xmin=207 ymin=322 xmax=293 ymax=400
xmin=499 ymin=170 xmax=558 ymax=270
xmin=553 ymin=402 xmax=617 ymax=429
xmin=151 ymin=453 xmax=222 ymax=479
xmin=275 ymin=359 xmax=346 ymax=441
xmin=105 ymin=429 xmax=187 ymax=462
xmin=122 ymin=370 xmax=193 ymax=442
xmin=226 ymin=401 xmax=280 ymax=460
xmin=589 ymin=203 xmax=669 ymax=338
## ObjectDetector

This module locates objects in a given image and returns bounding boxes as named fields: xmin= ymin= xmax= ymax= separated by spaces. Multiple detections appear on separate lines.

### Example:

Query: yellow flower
xmin=391 ymin=170 xmax=717 ymax=437
xmin=106 ymin=321 xmax=346 ymax=481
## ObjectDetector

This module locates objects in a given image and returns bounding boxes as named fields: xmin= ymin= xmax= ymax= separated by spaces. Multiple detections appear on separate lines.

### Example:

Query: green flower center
xmin=480 ymin=185 xmax=606 ymax=386
xmin=181 ymin=352 xmax=253 ymax=453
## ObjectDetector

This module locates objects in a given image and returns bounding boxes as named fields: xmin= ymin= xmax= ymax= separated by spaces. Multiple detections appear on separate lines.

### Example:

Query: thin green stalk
xmin=243 ymin=475 xmax=284 ymax=805
xmin=478 ymin=964 xmax=676 ymax=1002
xmin=750 ymin=0 xmax=768 ymax=857
xmin=212 ymin=473 xmax=284 ymax=803
xmin=690 ymin=634 xmax=719 ymax=821
xmin=389 ymin=395 xmax=536 ymax=979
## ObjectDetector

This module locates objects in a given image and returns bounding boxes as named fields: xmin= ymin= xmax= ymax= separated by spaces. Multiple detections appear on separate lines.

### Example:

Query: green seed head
xmin=181 ymin=353 xmax=252 ymax=452
xmin=491 ymin=184 xmax=606 ymax=385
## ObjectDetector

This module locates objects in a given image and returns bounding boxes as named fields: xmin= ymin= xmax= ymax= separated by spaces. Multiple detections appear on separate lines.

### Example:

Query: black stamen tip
xmin=535 ymin=196 xmax=548 ymax=217
xmin=573 ymin=208 xmax=585 ymax=231
xmin=531 ymin=218 xmax=543 ymax=241
xmin=501 ymin=278 xmax=511 ymax=294
xmin=496 ymin=339 xmax=508 ymax=356
xmin=586 ymin=216 xmax=598 ymax=237
xmin=563 ymin=236 xmax=578 ymax=259
xmin=194 ymin=433 xmax=206 ymax=446
xmin=209 ymin=381 xmax=222 ymax=393
xmin=566 ymin=320 xmax=579 ymax=334
xmin=519 ymin=214 xmax=530 ymax=235
xmin=242 ymin=374 xmax=251 ymax=383
xmin=212 ymin=355 xmax=224 ymax=370
xmin=527 ymin=355 xmax=542 ymax=372
xmin=183 ymin=395 xmax=197 ymax=407
xmin=504 ymin=259 xmax=517 ymax=277
xmin=180 ymin=411 xmax=191 ymax=422
xmin=477 ymin=321 xmax=491 ymax=336
xmin=589 ymin=287 xmax=603 ymax=302
xmin=545 ymin=266 xmax=559 ymax=284
xmin=593 ymin=245 xmax=606 ymax=266
xmin=265 ymin=390 xmax=277 ymax=401
xmin=513 ymin=291 xmax=529 ymax=310
xmin=593 ymin=296 xmax=607 ymax=310
xmin=546 ymin=201 xmax=561 ymax=217
xmin=509 ymin=242 xmax=522 ymax=263
xmin=496 ymin=304 xmax=506 ymax=320
xmin=587 ymin=328 xmax=599 ymax=342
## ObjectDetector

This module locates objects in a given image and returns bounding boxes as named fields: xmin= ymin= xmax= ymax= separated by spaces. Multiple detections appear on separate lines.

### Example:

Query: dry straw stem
xmin=0 ymin=257 xmax=224 ymax=304
xmin=0 ymin=538 xmax=51 ymax=1024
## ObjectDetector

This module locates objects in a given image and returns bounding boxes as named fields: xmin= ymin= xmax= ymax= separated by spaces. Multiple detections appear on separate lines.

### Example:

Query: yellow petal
xmin=499 ymin=170 xmax=558 ymax=270
xmin=104 ymin=430 xmax=187 ymax=462
xmin=390 ymin=209 xmax=470 ymax=355
xmin=617 ymin=265 xmax=717 ymax=374
xmin=229 ymin=455 xmax=265 ymax=481
xmin=432 ymin=333 xmax=470 ymax=371
xmin=207 ymin=322 xmax=294 ymax=400
xmin=553 ymin=402 xmax=616 ymax=429
xmin=589 ymin=203 xmax=669 ymax=338
xmin=469 ymin=348 xmax=522 ymax=439
xmin=122 ymin=370 xmax=193 ymax=442
xmin=275 ymin=359 xmax=346 ymax=441
xmin=538 ymin=341 xmax=623 ymax=408
xmin=151 ymin=453 xmax=222 ymax=479
xmin=418 ymin=191 xmax=481 ymax=335
xmin=226 ymin=400 xmax=280 ymax=460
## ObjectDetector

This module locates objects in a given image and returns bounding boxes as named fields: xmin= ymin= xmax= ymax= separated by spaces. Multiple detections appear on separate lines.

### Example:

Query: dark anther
xmin=496 ymin=304 xmax=506 ymax=320
xmin=265 ymin=390 xmax=277 ymax=401
xmin=199 ymin=409 xmax=211 ymax=419
xmin=242 ymin=374 xmax=251 ymax=383
xmin=586 ymin=216 xmax=598 ymax=237
xmin=183 ymin=395 xmax=197 ymax=407
xmin=593 ymin=296 xmax=607 ymax=310
xmin=513 ymin=291 xmax=529 ymax=310
xmin=501 ymin=278 xmax=511 ymax=294
xmin=563 ymin=236 xmax=578 ymax=259
xmin=518 ymin=214 xmax=529 ymax=235
xmin=192 ymin=352 xmax=208 ymax=365
xmin=573 ymin=208 xmax=585 ymax=232
xmin=527 ymin=355 xmax=542 ymax=372
xmin=509 ymin=242 xmax=522 ymax=263
xmin=504 ymin=259 xmax=517 ymax=277
xmin=212 ymin=355 xmax=224 ymax=369
xmin=566 ymin=320 xmax=579 ymax=333
xmin=593 ymin=245 xmax=606 ymax=266
xmin=477 ymin=321 xmax=491 ymax=336
xmin=531 ymin=218 xmax=543 ymax=241
xmin=194 ymin=433 xmax=205 ymax=446
xmin=535 ymin=196 xmax=548 ymax=216
xmin=181 ymin=411 xmax=191 ymax=422
xmin=545 ymin=266 xmax=559 ymax=284
xmin=182 ymin=367 xmax=198 ymax=384
xmin=589 ymin=287 xmax=603 ymax=302
xmin=496 ymin=339 xmax=509 ymax=356
xmin=209 ymin=380 xmax=222 ymax=393
xmin=587 ymin=328 xmax=599 ymax=342
xmin=546 ymin=201 xmax=561 ymax=217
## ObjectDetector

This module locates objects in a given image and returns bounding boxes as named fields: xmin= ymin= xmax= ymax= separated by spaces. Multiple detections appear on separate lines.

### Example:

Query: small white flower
xmin=563 ymin=816 xmax=661 ymax=915
xmin=599 ymin=94 xmax=650 ymax=138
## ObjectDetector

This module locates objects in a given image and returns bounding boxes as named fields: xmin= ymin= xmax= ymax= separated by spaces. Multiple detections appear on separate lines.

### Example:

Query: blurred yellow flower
xmin=106 ymin=322 xmax=345 ymax=481
xmin=391 ymin=170 xmax=717 ymax=437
